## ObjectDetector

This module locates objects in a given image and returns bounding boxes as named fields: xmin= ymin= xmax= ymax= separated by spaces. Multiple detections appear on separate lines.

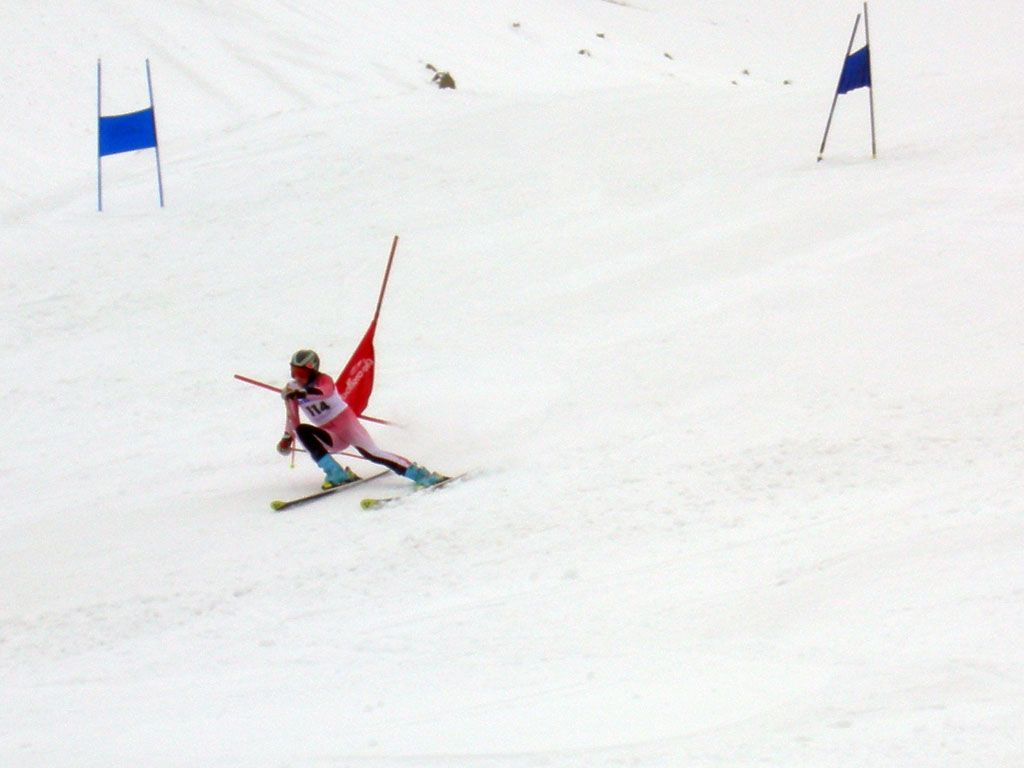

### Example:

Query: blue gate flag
xmin=818 ymin=5 xmax=877 ymax=161
xmin=97 ymin=58 xmax=165 ymax=210
xmin=838 ymin=46 xmax=871 ymax=94
xmin=98 ymin=108 xmax=157 ymax=157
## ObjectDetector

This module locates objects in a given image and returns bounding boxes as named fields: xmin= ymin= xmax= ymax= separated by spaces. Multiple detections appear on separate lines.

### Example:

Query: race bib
xmin=299 ymin=390 xmax=347 ymax=426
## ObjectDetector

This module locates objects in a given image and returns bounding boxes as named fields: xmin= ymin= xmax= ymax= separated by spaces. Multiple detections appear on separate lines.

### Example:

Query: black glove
xmin=282 ymin=381 xmax=306 ymax=400
xmin=276 ymin=434 xmax=294 ymax=455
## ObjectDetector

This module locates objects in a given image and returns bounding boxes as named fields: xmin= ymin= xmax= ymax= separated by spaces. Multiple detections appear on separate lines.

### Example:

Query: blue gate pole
xmin=97 ymin=59 xmax=103 ymax=212
xmin=817 ymin=14 xmax=861 ymax=162
xmin=864 ymin=2 xmax=877 ymax=158
xmin=145 ymin=59 xmax=165 ymax=207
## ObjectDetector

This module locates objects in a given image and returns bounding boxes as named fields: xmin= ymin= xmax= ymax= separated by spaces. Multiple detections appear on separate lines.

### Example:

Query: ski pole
xmin=287 ymin=445 xmax=363 ymax=461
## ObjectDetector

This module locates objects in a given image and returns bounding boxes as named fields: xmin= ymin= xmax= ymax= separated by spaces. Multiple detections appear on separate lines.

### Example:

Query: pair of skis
xmin=270 ymin=471 xmax=464 ymax=512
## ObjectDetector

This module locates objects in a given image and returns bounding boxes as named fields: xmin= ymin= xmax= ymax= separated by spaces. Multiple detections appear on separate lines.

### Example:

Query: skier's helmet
xmin=290 ymin=349 xmax=320 ymax=373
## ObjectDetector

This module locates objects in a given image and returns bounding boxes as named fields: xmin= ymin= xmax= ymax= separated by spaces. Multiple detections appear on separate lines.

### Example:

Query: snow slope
xmin=1 ymin=2 xmax=1022 ymax=766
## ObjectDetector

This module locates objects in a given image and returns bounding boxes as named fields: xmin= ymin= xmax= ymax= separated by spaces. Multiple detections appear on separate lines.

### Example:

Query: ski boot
xmin=317 ymin=455 xmax=359 ymax=489
xmin=404 ymin=463 xmax=448 ymax=487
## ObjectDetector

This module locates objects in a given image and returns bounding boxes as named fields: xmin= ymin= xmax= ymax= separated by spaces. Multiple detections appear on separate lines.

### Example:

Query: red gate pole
xmin=233 ymin=374 xmax=394 ymax=425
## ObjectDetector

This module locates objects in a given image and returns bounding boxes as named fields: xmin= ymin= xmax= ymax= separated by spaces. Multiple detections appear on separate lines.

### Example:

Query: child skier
xmin=276 ymin=349 xmax=446 ymax=489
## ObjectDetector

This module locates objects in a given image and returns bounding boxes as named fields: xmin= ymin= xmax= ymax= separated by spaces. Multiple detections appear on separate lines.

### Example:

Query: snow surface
xmin=2 ymin=1 xmax=1022 ymax=765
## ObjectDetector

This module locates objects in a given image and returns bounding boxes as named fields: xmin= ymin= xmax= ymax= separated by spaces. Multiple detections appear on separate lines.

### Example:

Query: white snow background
xmin=1 ymin=1 xmax=1022 ymax=766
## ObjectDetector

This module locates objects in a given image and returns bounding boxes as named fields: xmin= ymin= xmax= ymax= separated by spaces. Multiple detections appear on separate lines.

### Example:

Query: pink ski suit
xmin=283 ymin=372 xmax=410 ymax=473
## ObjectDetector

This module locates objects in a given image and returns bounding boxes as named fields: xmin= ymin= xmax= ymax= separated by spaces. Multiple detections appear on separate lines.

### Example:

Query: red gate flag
xmin=337 ymin=320 xmax=377 ymax=416
xmin=334 ymin=235 xmax=399 ymax=417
